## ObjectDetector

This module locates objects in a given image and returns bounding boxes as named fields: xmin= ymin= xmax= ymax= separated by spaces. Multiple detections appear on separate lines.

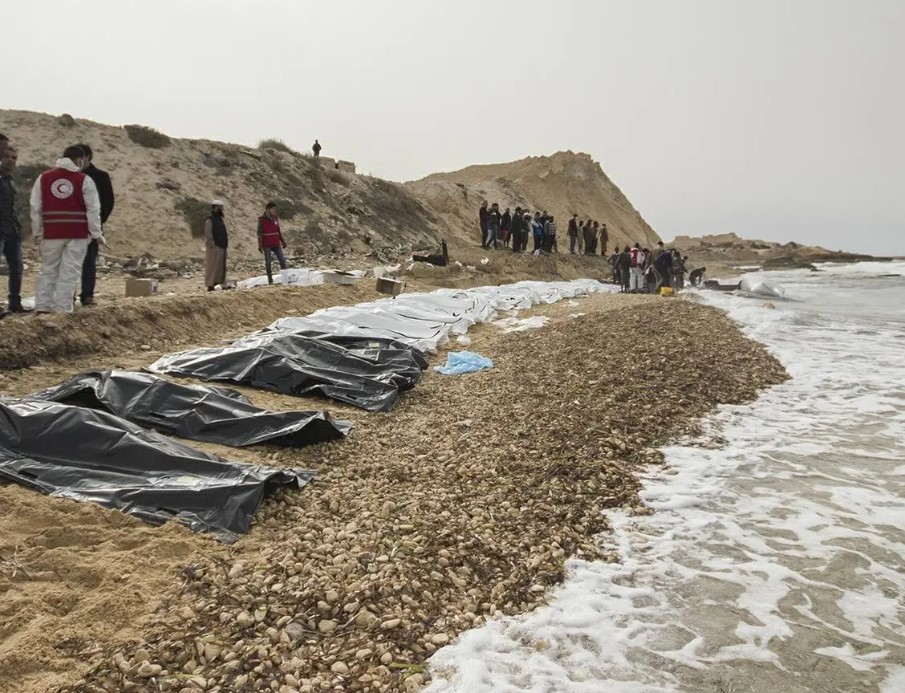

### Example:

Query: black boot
xmin=8 ymin=296 xmax=30 ymax=313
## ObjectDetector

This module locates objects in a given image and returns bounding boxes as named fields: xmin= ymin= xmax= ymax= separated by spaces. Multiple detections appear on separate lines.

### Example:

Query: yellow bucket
xmin=660 ymin=287 xmax=674 ymax=297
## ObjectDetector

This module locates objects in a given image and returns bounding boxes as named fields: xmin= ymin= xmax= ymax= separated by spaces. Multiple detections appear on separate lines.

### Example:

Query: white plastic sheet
xmin=259 ymin=279 xmax=617 ymax=353
xmin=491 ymin=316 xmax=550 ymax=333
xmin=237 ymin=265 xmax=401 ymax=289
xmin=238 ymin=268 xmax=324 ymax=289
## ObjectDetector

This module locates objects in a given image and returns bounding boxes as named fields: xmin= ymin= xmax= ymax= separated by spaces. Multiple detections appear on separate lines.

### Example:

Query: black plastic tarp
xmin=33 ymin=370 xmax=352 ymax=448
xmin=0 ymin=399 xmax=314 ymax=540
xmin=148 ymin=332 xmax=428 ymax=412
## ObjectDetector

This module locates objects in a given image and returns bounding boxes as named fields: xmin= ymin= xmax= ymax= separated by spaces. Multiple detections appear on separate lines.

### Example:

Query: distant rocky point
xmin=668 ymin=232 xmax=885 ymax=271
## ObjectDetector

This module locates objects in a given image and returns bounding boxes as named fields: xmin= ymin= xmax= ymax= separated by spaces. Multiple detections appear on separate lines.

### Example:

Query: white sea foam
xmin=427 ymin=262 xmax=905 ymax=692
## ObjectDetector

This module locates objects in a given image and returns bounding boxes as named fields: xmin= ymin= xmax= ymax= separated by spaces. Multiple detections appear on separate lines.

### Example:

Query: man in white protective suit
xmin=29 ymin=145 xmax=105 ymax=313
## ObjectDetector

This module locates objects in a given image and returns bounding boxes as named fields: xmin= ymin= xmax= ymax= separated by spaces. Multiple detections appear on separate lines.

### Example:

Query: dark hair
xmin=63 ymin=145 xmax=85 ymax=160
xmin=266 ymin=202 xmax=277 ymax=210
xmin=0 ymin=133 xmax=8 ymax=142
xmin=76 ymin=143 xmax=93 ymax=159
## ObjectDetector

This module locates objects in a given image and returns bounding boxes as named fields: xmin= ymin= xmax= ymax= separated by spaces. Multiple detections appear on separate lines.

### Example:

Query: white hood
xmin=55 ymin=157 xmax=82 ymax=172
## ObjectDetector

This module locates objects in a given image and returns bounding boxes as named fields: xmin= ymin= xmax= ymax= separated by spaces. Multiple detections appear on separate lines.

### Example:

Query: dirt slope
xmin=0 ymin=110 xmax=441 ymax=260
xmin=407 ymin=151 xmax=661 ymax=250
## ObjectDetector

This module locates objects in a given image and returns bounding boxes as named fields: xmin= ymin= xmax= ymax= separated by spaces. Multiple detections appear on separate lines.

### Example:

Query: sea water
xmin=426 ymin=261 xmax=905 ymax=693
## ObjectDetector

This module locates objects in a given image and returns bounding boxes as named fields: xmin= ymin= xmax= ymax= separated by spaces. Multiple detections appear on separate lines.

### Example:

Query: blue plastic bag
xmin=434 ymin=351 xmax=494 ymax=375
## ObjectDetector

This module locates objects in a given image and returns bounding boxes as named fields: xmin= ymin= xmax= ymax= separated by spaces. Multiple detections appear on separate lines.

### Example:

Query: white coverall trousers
xmin=630 ymin=266 xmax=645 ymax=292
xmin=35 ymin=238 xmax=91 ymax=313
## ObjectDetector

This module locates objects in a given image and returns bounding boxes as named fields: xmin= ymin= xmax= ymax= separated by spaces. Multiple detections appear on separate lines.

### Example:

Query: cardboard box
xmin=125 ymin=277 xmax=159 ymax=297
xmin=375 ymin=277 xmax=405 ymax=296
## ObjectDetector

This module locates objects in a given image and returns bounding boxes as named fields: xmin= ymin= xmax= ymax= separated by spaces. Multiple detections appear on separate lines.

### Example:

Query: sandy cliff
xmin=0 ymin=110 xmax=441 ymax=261
xmin=408 ymin=151 xmax=661 ymax=250
xmin=1 ymin=111 xmax=661 ymax=263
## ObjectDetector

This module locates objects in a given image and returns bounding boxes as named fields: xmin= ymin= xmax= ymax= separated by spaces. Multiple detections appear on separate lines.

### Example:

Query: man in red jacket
xmin=257 ymin=202 xmax=288 ymax=284
xmin=29 ymin=146 xmax=104 ymax=313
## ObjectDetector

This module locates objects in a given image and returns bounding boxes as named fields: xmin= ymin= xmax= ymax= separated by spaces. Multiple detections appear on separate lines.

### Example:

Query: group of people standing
xmin=0 ymin=136 xmax=114 ymax=315
xmin=202 ymin=200 xmax=290 ymax=290
xmin=479 ymin=202 xmax=552 ymax=253
xmin=0 ymin=133 xmax=294 ymax=315
xmin=610 ymin=242 xmax=700 ymax=293
xmin=480 ymin=202 xmax=615 ymax=257
xmin=479 ymin=202 xmax=617 ymax=258
xmin=567 ymin=214 xmax=609 ymax=255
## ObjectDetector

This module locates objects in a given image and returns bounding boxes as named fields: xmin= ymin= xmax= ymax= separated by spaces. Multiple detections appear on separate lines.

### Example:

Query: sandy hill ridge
xmin=0 ymin=109 xmax=442 ymax=261
xmin=0 ymin=110 xmax=661 ymax=263
xmin=408 ymin=151 xmax=661 ymax=250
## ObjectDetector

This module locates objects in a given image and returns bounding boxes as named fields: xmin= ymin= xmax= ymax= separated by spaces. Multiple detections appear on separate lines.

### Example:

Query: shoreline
xmin=0 ymin=286 xmax=787 ymax=693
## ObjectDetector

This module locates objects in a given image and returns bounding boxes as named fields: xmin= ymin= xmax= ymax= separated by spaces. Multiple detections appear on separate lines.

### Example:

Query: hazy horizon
xmin=3 ymin=0 xmax=902 ymax=254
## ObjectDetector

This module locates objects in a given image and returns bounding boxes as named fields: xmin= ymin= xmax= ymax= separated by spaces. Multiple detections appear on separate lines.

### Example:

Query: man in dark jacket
xmin=568 ymin=214 xmax=579 ymax=254
xmin=510 ymin=206 xmax=522 ymax=253
xmin=500 ymin=207 xmax=511 ymax=247
xmin=204 ymin=200 xmax=228 ymax=290
xmin=653 ymin=245 xmax=673 ymax=290
xmin=618 ymin=245 xmax=632 ymax=292
xmin=77 ymin=144 xmax=114 ymax=305
xmin=486 ymin=202 xmax=501 ymax=249
xmin=0 ymin=144 xmax=27 ymax=314
xmin=478 ymin=201 xmax=489 ymax=248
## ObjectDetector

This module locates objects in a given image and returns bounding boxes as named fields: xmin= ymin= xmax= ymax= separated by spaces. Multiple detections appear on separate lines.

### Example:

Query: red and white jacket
xmin=258 ymin=215 xmax=285 ymax=248
xmin=30 ymin=158 xmax=102 ymax=241
xmin=630 ymin=247 xmax=646 ymax=269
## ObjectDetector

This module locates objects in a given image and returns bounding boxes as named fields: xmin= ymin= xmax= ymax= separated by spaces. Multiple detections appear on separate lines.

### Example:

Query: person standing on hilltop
xmin=544 ymin=215 xmax=558 ymax=254
xmin=312 ymin=140 xmax=321 ymax=159
xmin=531 ymin=212 xmax=543 ymax=254
xmin=486 ymin=202 xmax=501 ymax=249
xmin=580 ymin=220 xmax=590 ymax=255
xmin=510 ymin=206 xmax=523 ymax=253
xmin=568 ymin=214 xmax=579 ymax=254
xmin=0 ymin=144 xmax=27 ymax=314
xmin=600 ymin=222 xmax=609 ymax=256
xmin=76 ymin=144 xmax=114 ymax=306
xmin=500 ymin=206 xmax=511 ymax=247
xmin=591 ymin=221 xmax=601 ymax=255
xmin=203 ymin=200 xmax=228 ymax=291
xmin=478 ymin=201 xmax=489 ymax=248
xmin=29 ymin=145 xmax=104 ymax=313
xmin=257 ymin=201 xmax=288 ymax=285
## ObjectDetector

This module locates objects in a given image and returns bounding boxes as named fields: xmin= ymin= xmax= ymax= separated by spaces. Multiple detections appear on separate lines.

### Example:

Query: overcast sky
xmin=4 ymin=0 xmax=903 ymax=253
